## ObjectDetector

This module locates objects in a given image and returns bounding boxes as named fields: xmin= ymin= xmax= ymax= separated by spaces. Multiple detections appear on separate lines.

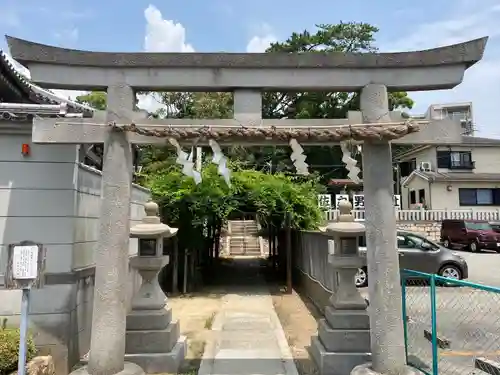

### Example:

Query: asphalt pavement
xmin=458 ymin=250 xmax=500 ymax=286
xmin=404 ymin=249 xmax=500 ymax=375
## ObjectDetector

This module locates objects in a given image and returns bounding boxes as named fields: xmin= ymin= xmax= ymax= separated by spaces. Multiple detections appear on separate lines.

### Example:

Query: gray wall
xmin=0 ymin=123 xmax=150 ymax=374
xmin=293 ymin=231 xmax=335 ymax=313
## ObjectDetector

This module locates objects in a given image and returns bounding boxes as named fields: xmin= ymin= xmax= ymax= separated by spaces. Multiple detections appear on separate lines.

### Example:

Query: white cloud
xmin=137 ymin=93 xmax=168 ymax=114
xmin=246 ymin=35 xmax=277 ymax=53
xmin=143 ymin=4 xmax=194 ymax=52
xmin=386 ymin=0 xmax=500 ymax=138
xmin=246 ymin=23 xmax=277 ymax=52
xmin=138 ymin=4 xmax=196 ymax=113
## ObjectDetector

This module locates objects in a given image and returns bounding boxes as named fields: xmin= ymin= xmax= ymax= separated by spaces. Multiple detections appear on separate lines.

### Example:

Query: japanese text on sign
xmin=317 ymin=194 xmax=332 ymax=210
xmin=352 ymin=194 xmax=401 ymax=210
xmin=12 ymin=245 xmax=39 ymax=280
xmin=335 ymin=194 xmax=349 ymax=208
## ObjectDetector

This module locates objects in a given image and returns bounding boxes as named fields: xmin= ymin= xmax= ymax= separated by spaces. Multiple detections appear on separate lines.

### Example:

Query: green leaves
xmin=145 ymin=163 xmax=324 ymax=232
xmin=75 ymin=91 xmax=107 ymax=110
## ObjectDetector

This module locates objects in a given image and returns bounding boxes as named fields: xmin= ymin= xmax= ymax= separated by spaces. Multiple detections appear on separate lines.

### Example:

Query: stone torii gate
xmin=7 ymin=36 xmax=487 ymax=375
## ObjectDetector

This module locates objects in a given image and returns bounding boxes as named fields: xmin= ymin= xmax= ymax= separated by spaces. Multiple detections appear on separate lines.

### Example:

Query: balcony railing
xmin=449 ymin=160 xmax=475 ymax=170
xmin=324 ymin=208 xmax=500 ymax=222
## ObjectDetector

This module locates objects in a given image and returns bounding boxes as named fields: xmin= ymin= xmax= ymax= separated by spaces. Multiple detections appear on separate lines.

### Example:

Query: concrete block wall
xmin=0 ymin=126 xmax=150 ymax=374
xmin=293 ymin=223 xmax=442 ymax=313
xmin=0 ymin=131 xmax=79 ymax=284
xmin=68 ymin=164 xmax=149 ymax=369
xmin=397 ymin=221 xmax=441 ymax=242
xmin=72 ymin=164 xmax=150 ymax=268
xmin=0 ymin=130 xmax=81 ymax=372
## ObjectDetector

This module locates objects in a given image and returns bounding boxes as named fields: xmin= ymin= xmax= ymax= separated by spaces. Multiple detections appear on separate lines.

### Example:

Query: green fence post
xmin=401 ymin=272 xmax=409 ymax=363
xmin=430 ymin=274 xmax=439 ymax=375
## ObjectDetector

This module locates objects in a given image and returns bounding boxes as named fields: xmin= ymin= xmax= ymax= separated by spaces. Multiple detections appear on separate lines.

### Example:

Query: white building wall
xmin=430 ymin=181 xmax=500 ymax=211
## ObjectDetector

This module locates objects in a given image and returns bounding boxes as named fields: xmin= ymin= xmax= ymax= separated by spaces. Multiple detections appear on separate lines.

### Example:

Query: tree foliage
xmin=152 ymin=22 xmax=414 ymax=184
xmin=76 ymin=91 xmax=107 ymax=111
xmin=75 ymin=21 xmax=416 ymax=190
xmin=0 ymin=320 xmax=36 ymax=375
xmin=146 ymin=162 xmax=325 ymax=233
xmin=262 ymin=23 xmax=413 ymax=119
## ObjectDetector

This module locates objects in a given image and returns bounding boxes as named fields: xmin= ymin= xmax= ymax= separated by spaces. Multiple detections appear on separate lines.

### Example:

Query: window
xmin=410 ymin=158 xmax=417 ymax=171
xmin=437 ymin=151 xmax=450 ymax=168
xmin=405 ymin=234 xmax=439 ymax=250
xmin=397 ymin=233 xmax=438 ymax=250
xmin=447 ymin=110 xmax=467 ymax=121
xmin=397 ymin=235 xmax=411 ymax=248
xmin=399 ymin=158 xmax=417 ymax=178
xmin=418 ymin=189 xmax=426 ymax=204
xmin=436 ymin=150 xmax=474 ymax=169
xmin=410 ymin=190 xmax=416 ymax=205
xmin=459 ymin=188 xmax=500 ymax=206
xmin=465 ymin=222 xmax=493 ymax=231
xmin=450 ymin=151 xmax=472 ymax=168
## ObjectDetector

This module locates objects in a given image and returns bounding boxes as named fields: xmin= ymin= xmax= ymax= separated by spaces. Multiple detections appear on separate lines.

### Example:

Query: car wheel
xmin=355 ymin=267 xmax=368 ymax=288
xmin=469 ymin=241 xmax=479 ymax=252
xmin=443 ymin=238 xmax=451 ymax=248
xmin=438 ymin=265 xmax=462 ymax=280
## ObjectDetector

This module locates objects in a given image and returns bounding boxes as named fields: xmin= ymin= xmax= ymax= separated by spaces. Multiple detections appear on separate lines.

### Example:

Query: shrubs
xmin=0 ymin=319 xmax=37 ymax=375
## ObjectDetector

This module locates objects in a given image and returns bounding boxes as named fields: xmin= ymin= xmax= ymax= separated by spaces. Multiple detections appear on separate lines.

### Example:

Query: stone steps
xmin=228 ymin=220 xmax=261 ymax=255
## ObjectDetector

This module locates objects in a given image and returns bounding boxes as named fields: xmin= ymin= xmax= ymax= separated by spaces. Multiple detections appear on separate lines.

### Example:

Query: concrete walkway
xmin=198 ymin=258 xmax=299 ymax=375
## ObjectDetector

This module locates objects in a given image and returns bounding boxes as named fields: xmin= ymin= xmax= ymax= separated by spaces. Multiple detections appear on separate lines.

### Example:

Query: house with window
xmin=397 ymin=135 xmax=500 ymax=210
xmin=410 ymin=102 xmax=474 ymax=135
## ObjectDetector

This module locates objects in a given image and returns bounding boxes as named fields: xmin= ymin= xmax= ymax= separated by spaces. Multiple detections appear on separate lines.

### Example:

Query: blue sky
xmin=1 ymin=0 xmax=500 ymax=137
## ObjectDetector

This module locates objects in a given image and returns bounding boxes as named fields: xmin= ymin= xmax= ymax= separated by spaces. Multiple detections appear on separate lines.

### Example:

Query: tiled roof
xmin=460 ymin=135 xmax=500 ymax=145
xmin=0 ymin=50 xmax=93 ymax=117
xmin=402 ymin=170 xmax=500 ymax=187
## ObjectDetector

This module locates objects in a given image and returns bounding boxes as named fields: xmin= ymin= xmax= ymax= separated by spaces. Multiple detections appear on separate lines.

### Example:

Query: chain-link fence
xmin=402 ymin=269 xmax=500 ymax=375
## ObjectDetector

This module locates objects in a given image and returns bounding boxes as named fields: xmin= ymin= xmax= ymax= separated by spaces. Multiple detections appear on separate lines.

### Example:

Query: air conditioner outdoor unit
xmin=420 ymin=161 xmax=432 ymax=172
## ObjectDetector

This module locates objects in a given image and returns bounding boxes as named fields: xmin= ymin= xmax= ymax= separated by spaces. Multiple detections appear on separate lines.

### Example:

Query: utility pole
xmin=394 ymin=163 xmax=401 ymax=196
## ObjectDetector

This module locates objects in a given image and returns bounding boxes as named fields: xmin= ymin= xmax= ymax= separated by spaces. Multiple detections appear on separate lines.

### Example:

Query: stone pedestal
xmin=124 ymin=255 xmax=186 ymax=374
xmin=311 ymin=201 xmax=371 ymax=375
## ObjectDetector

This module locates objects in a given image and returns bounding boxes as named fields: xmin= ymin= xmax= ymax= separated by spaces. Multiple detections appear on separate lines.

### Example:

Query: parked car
xmin=440 ymin=219 xmax=500 ymax=252
xmin=355 ymin=231 xmax=468 ymax=288
xmin=489 ymin=221 xmax=500 ymax=233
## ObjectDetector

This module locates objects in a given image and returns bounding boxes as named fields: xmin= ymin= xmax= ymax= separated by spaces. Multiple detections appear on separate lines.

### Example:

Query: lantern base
xmin=70 ymin=362 xmax=145 ymax=375
xmin=310 ymin=336 xmax=370 ymax=375
xmin=310 ymin=305 xmax=371 ymax=375
xmin=351 ymin=362 xmax=425 ymax=375
xmin=124 ymin=336 xmax=186 ymax=374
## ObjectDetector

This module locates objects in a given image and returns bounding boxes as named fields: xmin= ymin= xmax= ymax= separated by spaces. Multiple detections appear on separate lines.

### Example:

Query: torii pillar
xmin=74 ymin=84 xmax=144 ymax=375
xmin=351 ymin=84 xmax=416 ymax=375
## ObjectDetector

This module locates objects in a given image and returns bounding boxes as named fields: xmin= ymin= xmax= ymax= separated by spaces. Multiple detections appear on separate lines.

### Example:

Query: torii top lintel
xmin=6 ymin=36 xmax=488 ymax=92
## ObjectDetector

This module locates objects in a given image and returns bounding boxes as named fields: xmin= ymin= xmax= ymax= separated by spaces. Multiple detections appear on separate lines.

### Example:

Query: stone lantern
xmin=325 ymin=200 xmax=368 ymax=310
xmin=310 ymin=200 xmax=370 ymax=375
xmin=124 ymin=201 xmax=186 ymax=374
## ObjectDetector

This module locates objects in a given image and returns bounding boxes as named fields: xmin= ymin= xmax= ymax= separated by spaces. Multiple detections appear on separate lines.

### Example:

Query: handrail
xmin=402 ymin=269 xmax=500 ymax=293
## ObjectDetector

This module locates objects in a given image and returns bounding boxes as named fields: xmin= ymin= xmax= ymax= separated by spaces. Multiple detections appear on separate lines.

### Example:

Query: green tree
xmin=76 ymin=91 xmax=107 ymax=110
xmin=76 ymin=22 xmax=415 ymax=186
xmin=153 ymin=22 xmax=414 ymax=184
xmin=262 ymin=23 xmax=413 ymax=120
